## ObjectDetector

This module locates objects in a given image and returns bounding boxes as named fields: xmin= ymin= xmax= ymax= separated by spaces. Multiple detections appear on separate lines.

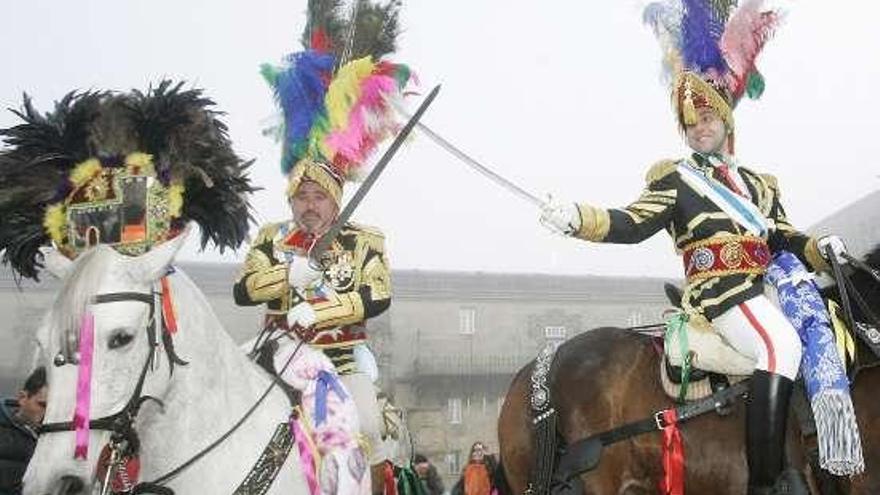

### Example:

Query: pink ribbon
xmin=73 ymin=310 xmax=95 ymax=459
xmin=291 ymin=417 xmax=319 ymax=495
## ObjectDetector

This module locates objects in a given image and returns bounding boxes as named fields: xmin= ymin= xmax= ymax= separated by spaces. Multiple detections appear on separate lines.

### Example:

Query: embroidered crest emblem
xmin=691 ymin=247 xmax=715 ymax=271
xmin=325 ymin=252 xmax=355 ymax=291
xmin=720 ymin=241 xmax=744 ymax=268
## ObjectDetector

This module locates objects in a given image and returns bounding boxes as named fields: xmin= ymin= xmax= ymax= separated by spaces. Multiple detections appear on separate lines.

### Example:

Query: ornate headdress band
xmin=644 ymin=0 xmax=781 ymax=136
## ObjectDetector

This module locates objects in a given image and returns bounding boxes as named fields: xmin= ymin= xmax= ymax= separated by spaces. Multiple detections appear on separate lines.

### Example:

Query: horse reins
xmin=39 ymin=284 xmax=307 ymax=494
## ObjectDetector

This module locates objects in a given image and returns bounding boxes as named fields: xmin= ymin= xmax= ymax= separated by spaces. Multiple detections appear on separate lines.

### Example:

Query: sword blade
xmin=310 ymin=84 xmax=442 ymax=260
xmin=412 ymin=120 xmax=545 ymax=208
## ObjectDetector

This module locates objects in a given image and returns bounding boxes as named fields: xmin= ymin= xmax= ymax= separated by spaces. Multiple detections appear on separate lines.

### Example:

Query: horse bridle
xmin=40 ymin=291 xmax=166 ymax=448
xmin=38 ymin=286 xmax=306 ymax=494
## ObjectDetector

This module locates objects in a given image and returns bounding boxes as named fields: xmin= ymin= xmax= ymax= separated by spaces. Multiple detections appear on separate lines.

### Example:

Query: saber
xmin=310 ymin=84 xmax=441 ymax=261
xmin=394 ymin=103 xmax=545 ymax=207
xmin=416 ymin=121 xmax=545 ymax=207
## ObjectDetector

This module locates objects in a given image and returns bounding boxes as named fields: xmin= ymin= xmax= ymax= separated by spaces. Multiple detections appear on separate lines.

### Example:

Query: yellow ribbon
xmin=828 ymin=300 xmax=856 ymax=368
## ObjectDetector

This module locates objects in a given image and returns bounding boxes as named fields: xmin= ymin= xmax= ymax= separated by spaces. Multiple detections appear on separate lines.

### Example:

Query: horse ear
xmin=124 ymin=224 xmax=193 ymax=284
xmin=39 ymin=246 xmax=74 ymax=280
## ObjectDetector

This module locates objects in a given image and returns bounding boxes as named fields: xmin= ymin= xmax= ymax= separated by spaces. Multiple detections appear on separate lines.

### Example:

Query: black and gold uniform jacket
xmin=575 ymin=153 xmax=827 ymax=320
xmin=233 ymin=221 xmax=391 ymax=372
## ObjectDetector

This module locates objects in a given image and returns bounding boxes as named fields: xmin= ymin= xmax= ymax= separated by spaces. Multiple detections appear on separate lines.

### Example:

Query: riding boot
xmin=746 ymin=370 xmax=794 ymax=495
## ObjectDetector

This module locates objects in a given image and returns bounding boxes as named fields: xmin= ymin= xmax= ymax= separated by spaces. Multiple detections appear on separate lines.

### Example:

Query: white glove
xmin=286 ymin=301 xmax=317 ymax=330
xmin=288 ymin=255 xmax=323 ymax=290
xmin=817 ymin=235 xmax=848 ymax=265
xmin=540 ymin=200 xmax=581 ymax=236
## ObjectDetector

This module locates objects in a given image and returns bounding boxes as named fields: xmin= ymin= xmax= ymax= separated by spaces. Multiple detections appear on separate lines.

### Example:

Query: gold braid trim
xmin=804 ymin=237 xmax=830 ymax=273
xmin=575 ymin=204 xmax=611 ymax=241
xmin=245 ymin=263 xmax=288 ymax=302
xmin=362 ymin=256 xmax=392 ymax=301
xmin=313 ymin=292 xmax=366 ymax=329
xmin=287 ymin=159 xmax=343 ymax=204
xmin=673 ymin=72 xmax=734 ymax=130
xmin=645 ymin=160 xmax=678 ymax=184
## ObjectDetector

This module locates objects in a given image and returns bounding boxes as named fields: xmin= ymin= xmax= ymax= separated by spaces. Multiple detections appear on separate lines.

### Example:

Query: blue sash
xmin=677 ymin=161 xmax=768 ymax=236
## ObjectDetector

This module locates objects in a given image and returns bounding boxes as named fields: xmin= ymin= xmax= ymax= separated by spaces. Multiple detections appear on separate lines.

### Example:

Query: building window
xmin=446 ymin=450 xmax=462 ymax=475
xmin=448 ymin=397 xmax=462 ymax=424
xmin=459 ymin=308 xmax=476 ymax=335
xmin=626 ymin=312 xmax=643 ymax=327
xmin=544 ymin=325 xmax=566 ymax=340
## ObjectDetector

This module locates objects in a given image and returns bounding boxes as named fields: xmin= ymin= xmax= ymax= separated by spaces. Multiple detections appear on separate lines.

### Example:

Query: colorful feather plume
xmin=643 ymin=0 xmax=685 ymax=82
xmin=263 ymin=0 xmax=414 ymax=182
xmin=720 ymin=0 xmax=780 ymax=98
xmin=644 ymin=0 xmax=781 ymax=105
xmin=681 ymin=0 xmax=727 ymax=78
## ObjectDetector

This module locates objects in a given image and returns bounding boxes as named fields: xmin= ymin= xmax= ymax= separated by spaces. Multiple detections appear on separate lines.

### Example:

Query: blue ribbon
xmin=314 ymin=369 xmax=349 ymax=426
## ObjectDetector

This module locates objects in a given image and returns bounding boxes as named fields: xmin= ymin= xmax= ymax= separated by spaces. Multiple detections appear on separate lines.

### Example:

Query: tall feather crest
xmin=720 ymin=0 xmax=779 ymax=99
xmin=643 ymin=1 xmax=685 ymax=82
xmin=263 ymin=51 xmax=335 ymax=173
xmin=263 ymin=0 xmax=414 ymax=183
xmin=0 ymin=83 xmax=256 ymax=280
xmin=681 ymin=0 xmax=727 ymax=77
xmin=644 ymin=0 xmax=784 ymax=112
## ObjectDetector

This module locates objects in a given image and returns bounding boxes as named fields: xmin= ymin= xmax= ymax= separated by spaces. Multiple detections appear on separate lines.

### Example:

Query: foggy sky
xmin=2 ymin=0 xmax=878 ymax=278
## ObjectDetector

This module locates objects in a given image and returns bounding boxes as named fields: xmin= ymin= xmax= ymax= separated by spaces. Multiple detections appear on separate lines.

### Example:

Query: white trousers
xmin=340 ymin=372 xmax=385 ymax=465
xmin=712 ymin=295 xmax=802 ymax=380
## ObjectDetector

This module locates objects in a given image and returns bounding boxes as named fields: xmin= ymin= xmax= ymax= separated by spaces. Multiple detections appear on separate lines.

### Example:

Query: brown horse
xmin=498 ymin=246 xmax=880 ymax=495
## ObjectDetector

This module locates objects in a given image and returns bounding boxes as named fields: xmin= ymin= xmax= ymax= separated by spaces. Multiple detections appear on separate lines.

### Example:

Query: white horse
xmin=23 ymin=231 xmax=312 ymax=495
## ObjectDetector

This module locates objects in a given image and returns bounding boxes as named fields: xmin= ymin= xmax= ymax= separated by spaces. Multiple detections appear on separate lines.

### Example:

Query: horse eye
xmin=108 ymin=331 xmax=135 ymax=350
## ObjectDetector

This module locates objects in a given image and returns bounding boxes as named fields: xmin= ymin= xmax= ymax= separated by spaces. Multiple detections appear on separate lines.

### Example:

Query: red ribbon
xmin=659 ymin=409 xmax=685 ymax=495
xmin=383 ymin=461 xmax=398 ymax=495
xmin=160 ymin=276 xmax=178 ymax=334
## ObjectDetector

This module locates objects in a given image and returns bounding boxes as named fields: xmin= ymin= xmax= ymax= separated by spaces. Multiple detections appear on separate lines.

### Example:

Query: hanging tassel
xmin=659 ymin=409 xmax=685 ymax=495
xmin=813 ymin=391 xmax=865 ymax=475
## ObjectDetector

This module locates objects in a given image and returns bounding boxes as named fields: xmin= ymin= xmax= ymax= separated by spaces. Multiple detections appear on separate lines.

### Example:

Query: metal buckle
xmin=654 ymin=410 xmax=667 ymax=430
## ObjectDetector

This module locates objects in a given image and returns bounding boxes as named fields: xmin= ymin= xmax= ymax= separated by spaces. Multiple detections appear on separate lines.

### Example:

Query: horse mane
xmin=49 ymin=247 xmax=120 ymax=359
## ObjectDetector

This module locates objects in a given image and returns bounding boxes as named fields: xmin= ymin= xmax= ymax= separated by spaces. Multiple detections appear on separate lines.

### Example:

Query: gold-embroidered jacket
xmin=233 ymin=221 xmax=391 ymax=372
xmin=574 ymin=153 xmax=827 ymax=320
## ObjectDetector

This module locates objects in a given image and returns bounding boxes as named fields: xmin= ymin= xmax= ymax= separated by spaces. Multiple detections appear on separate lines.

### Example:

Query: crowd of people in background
xmin=411 ymin=441 xmax=503 ymax=495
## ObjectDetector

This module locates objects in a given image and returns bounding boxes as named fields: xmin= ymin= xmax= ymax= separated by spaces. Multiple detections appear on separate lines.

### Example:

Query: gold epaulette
xmin=345 ymin=223 xmax=386 ymax=253
xmin=645 ymin=159 xmax=678 ymax=184
xmin=253 ymin=222 xmax=284 ymax=245
xmin=759 ymin=172 xmax=778 ymax=191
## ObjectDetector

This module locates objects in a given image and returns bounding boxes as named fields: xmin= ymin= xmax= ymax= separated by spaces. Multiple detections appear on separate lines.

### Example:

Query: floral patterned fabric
xmin=765 ymin=251 xmax=864 ymax=475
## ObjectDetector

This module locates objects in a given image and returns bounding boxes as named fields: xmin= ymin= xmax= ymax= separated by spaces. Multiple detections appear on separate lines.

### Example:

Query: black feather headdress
xmin=0 ymin=80 xmax=256 ymax=280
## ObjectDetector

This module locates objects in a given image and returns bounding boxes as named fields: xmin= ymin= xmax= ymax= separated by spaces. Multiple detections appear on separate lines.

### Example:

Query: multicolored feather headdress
xmin=0 ymin=81 xmax=256 ymax=280
xmin=261 ymin=0 xmax=415 ymax=204
xmin=643 ymin=0 xmax=782 ymax=138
